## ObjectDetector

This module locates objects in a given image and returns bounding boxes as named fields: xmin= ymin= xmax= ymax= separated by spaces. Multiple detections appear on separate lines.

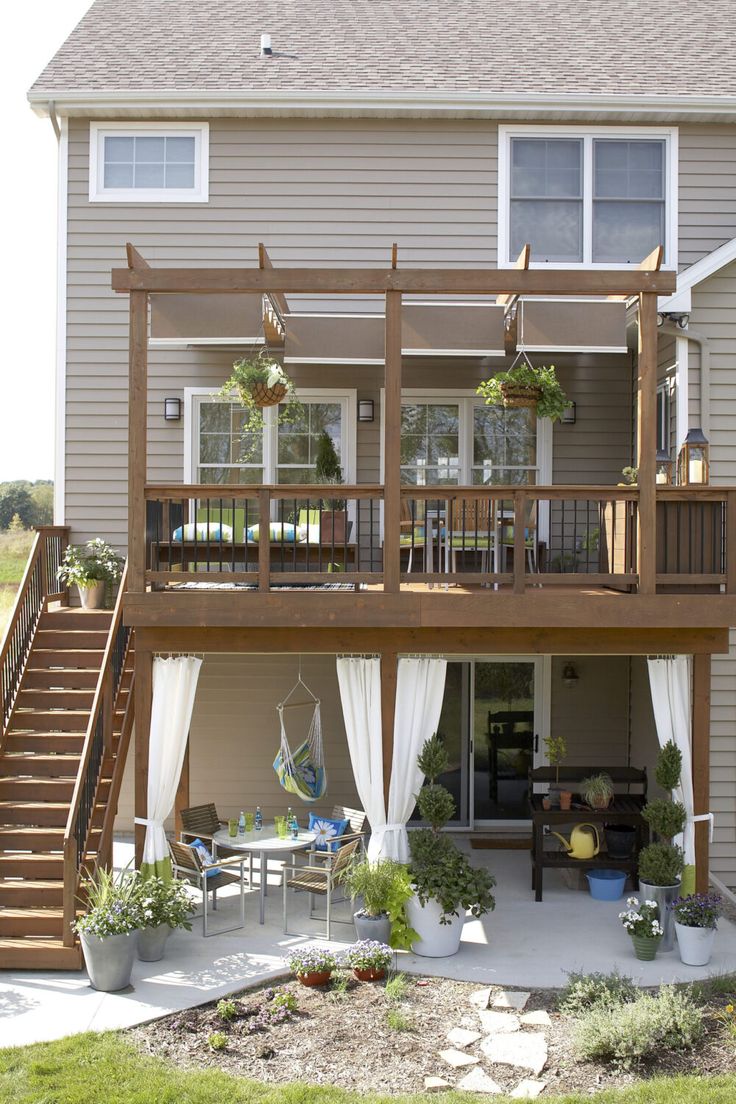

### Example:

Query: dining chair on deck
xmin=282 ymin=836 xmax=362 ymax=939
xmin=298 ymin=805 xmax=368 ymax=866
xmin=448 ymin=497 xmax=497 ymax=579
xmin=498 ymin=498 xmax=539 ymax=575
xmin=398 ymin=498 xmax=426 ymax=573
xmin=169 ymin=839 xmax=247 ymax=937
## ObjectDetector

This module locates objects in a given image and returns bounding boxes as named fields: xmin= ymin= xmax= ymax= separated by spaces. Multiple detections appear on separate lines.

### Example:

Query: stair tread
xmin=0 ymin=907 xmax=64 ymax=918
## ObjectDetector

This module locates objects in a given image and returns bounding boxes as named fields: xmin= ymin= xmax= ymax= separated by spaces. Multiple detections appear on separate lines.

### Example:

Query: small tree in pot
xmin=314 ymin=431 xmax=348 ymax=545
xmin=638 ymin=740 xmax=686 ymax=951
xmin=406 ymin=735 xmax=495 ymax=957
xmin=342 ymin=856 xmax=414 ymax=948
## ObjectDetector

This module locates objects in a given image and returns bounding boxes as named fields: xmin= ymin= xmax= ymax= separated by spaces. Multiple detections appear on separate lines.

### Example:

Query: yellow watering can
xmin=551 ymin=823 xmax=600 ymax=860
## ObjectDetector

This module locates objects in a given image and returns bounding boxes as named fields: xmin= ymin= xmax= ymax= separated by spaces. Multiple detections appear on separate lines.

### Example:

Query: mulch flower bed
xmin=132 ymin=974 xmax=736 ymax=1097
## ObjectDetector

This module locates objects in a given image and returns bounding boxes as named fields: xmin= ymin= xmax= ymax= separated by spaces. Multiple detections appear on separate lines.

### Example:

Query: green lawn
xmin=0 ymin=1033 xmax=735 ymax=1104
xmin=0 ymin=530 xmax=34 ymax=638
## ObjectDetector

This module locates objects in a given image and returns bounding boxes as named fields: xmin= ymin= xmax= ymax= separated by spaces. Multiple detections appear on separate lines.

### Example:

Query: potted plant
xmin=672 ymin=893 xmax=722 ymax=967
xmin=57 ymin=538 xmax=124 ymax=610
xmin=73 ymin=866 xmax=141 ymax=991
xmin=638 ymin=741 xmax=686 ymax=951
xmin=221 ymin=355 xmax=293 ymax=408
xmin=286 ymin=946 xmax=338 ymax=987
xmin=314 ymin=431 xmax=348 ymax=545
xmin=477 ymin=359 xmax=571 ymax=422
xmin=405 ymin=735 xmax=496 ymax=958
xmin=342 ymin=856 xmax=412 ymax=946
xmin=544 ymin=733 xmax=568 ymax=809
xmin=136 ymin=876 xmax=196 ymax=962
xmin=581 ymin=772 xmax=615 ymax=811
xmin=343 ymin=940 xmax=393 ymax=981
xmin=619 ymin=895 xmax=664 ymax=961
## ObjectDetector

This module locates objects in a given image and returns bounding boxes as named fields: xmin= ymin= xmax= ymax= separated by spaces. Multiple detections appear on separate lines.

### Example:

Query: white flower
xmin=645 ymin=900 xmax=658 ymax=909
xmin=626 ymin=896 xmax=640 ymax=908
xmin=312 ymin=819 xmax=338 ymax=848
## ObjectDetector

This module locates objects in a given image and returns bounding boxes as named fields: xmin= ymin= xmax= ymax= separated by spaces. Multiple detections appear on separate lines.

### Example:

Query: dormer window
xmin=89 ymin=123 xmax=209 ymax=202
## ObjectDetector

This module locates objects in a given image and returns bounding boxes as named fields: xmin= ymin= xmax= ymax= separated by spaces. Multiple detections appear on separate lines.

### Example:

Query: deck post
xmin=128 ymin=288 xmax=148 ymax=594
xmin=637 ymin=292 xmax=658 ymax=594
xmin=692 ymin=652 xmax=711 ymax=894
xmin=381 ymin=650 xmax=398 ymax=805
xmin=384 ymin=292 xmax=402 ymax=592
xmin=134 ymin=641 xmax=153 ymax=867
xmin=175 ymin=738 xmax=190 ymax=838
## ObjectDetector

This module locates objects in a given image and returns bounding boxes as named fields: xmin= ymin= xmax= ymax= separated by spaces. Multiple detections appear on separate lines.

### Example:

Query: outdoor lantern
xmin=164 ymin=397 xmax=182 ymax=422
xmin=561 ymin=401 xmax=577 ymax=425
xmin=562 ymin=662 xmax=579 ymax=688
xmin=656 ymin=448 xmax=674 ymax=485
xmin=677 ymin=428 xmax=710 ymax=485
xmin=358 ymin=399 xmax=375 ymax=423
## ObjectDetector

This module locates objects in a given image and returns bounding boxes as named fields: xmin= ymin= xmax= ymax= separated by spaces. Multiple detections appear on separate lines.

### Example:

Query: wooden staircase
xmin=0 ymin=533 xmax=133 ymax=970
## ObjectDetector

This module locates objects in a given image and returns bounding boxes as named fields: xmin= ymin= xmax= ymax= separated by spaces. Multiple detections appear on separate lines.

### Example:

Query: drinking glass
xmin=275 ymin=816 xmax=288 ymax=839
xmin=244 ymin=812 xmax=255 ymax=833
xmin=228 ymin=818 xmax=238 ymax=838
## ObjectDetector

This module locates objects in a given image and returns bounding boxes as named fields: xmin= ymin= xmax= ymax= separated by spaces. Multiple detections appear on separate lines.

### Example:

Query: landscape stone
xmin=447 ymin=1027 xmax=483 ymax=1048
xmin=456 ymin=1067 xmax=504 ymax=1094
xmin=511 ymin=1080 xmax=548 ymax=1099
xmin=492 ymin=990 xmax=531 ymax=1011
xmin=520 ymin=1010 xmax=552 ymax=1027
xmin=424 ymin=1077 xmax=452 ymax=1092
xmin=481 ymin=1032 xmax=548 ymax=1076
xmin=469 ymin=987 xmax=493 ymax=1009
xmin=478 ymin=1010 xmax=521 ymax=1034
xmin=439 ymin=1048 xmax=480 ymax=1069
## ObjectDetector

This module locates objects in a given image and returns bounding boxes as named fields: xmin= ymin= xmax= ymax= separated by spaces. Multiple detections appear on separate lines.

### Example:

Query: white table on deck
xmin=212 ymin=826 xmax=316 ymax=925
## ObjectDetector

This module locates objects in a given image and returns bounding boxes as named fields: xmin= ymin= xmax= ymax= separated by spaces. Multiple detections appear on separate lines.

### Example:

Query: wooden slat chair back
xmin=303 ymin=805 xmax=367 ymax=865
xmin=331 ymin=805 xmax=367 ymax=838
xmin=449 ymin=496 xmax=496 ymax=576
xmin=168 ymin=839 xmax=247 ymax=937
xmin=398 ymin=498 xmax=426 ymax=572
xmin=180 ymin=803 xmax=222 ymax=842
xmin=282 ymin=836 xmax=362 ymax=939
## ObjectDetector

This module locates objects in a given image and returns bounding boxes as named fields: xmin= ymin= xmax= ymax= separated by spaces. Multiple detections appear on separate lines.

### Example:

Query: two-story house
xmin=1 ymin=0 xmax=735 ymax=967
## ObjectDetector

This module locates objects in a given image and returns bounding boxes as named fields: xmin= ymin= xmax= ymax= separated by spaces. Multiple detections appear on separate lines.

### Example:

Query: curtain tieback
xmin=134 ymin=817 xmax=162 ymax=828
xmin=689 ymin=812 xmax=715 ymax=842
xmin=374 ymin=823 xmax=405 ymax=833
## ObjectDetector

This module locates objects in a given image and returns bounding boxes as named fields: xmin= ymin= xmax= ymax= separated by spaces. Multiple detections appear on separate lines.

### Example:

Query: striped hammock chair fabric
xmin=273 ymin=691 xmax=327 ymax=803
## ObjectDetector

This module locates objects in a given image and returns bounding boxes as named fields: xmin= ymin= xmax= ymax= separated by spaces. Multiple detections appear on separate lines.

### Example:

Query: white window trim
xmin=89 ymin=122 xmax=209 ymax=203
xmin=498 ymin=124 xmax=678 ymax=271
xmin=184 ymin=387 xmax=357 ymax=485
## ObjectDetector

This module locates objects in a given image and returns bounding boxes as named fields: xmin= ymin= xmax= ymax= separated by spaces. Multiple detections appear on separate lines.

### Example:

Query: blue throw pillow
xmin=246 ymin=522 xmax=298 ymax=543
xmin=189 ymin=837 xmax=221 ymax=879
xmin=308 ymin=813 xmax=350 ymax=852
xmin=172 ymin=522 xmax=233 ymax=543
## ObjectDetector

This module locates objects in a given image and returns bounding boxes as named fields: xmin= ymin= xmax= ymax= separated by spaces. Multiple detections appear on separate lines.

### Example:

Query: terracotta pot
xmin=559 ymin=790 xmax=573 ymax=811
xmin=242 ymin=381 xmax=287 ymax=408
xmin=588 ymin=794 xmax=612 ymax=810
xmin=542 ymin=797 xmax=552 ymax=811
xmin=320 ymin=510 xmax=348 ymax=545
xmin=353 ymin=967 xmax=386 ymax=982
xmin=296 ymin=970 xmax=332 ymax=987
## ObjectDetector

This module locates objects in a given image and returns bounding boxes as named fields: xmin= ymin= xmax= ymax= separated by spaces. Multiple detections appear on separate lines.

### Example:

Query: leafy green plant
xmin=207 ymin=1032 xmax=228 ymax=1051
xmin=327 ymin=972 xmax=350 ymax=1001
xmin=382 ymin=864 xmax=419 ymax=950
xmin=573 ymin=986 xmax=703 ymax=1067
xmin=57 ymin=538 xmax=124 ymax=589
xmin=559 ymin=970 xmax=637 ymax=1016
xmin=271 ymin=991 xmax=298 ymax=1013
xmin=477 ymin=361 xmax=571 ymax=422
xmin=620 ymin=466 xmax=639 ymax=486
xmin=314 ymin=431 xmax=346 ymax=510
xmin=386 ymin=1007 xmax=413 ymax=1032
xmin=137 ymin=876 xmax=195 ymax=931
xmin=580 ymin=772 xmax=615 ymax=808
xmin=638 ymin=842 xmax=685 ymax=887
xmin=544 ymin=733 xmax=567 ymax=784
xmin=220 ymin=356 xmax=293 ymax=404
xmin=656 ymin=741 xmax=683 ymax=791
xmin=384 ymin=972 xmax=410 ymax=1003
xmin=216 ymin=999 xmax=238 ymax=1023
xmin=409 ymin=735 xmax=496 ymax=923
xmin=73 ymin=865 xmax=141 ymax=937
xmin=643 ymin=798 xmax=688 ymax=841
xmin=286 ymin=946 xmax=337 ymax=977
xmin=343 ymin=941 xmax=392 ymax=973
xmin=342 ymin=857 xmax=407 ymax=919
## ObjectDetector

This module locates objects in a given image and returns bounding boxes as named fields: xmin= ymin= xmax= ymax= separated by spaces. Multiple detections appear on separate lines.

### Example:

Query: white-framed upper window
xmin=498 ymin=125 xmax=677 ymax=269
xmin=89 ymin=122 xmax=209 ymax=202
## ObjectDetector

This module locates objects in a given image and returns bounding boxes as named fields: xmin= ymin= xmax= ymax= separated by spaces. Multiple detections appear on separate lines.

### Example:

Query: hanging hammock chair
xmin=272 ymin=664 xmax=327 ymax=803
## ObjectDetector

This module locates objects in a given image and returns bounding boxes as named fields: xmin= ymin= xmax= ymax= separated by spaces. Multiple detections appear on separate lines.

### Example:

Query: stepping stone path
xmin=456 ymin=1067 xmax=504 ymax=1094
xmin=492 ymin=990 xmax=531 ymax=1011
xmin=520 ymin=1010 xmax=552 ymax=1028
xmin=424 ymin=1076 xmax=452 ymax=1092
xmin=481 ymin=1032 xmax=548 ymax=1077
xmin=439 ymin=1048 xmax=479 ymax=1069
xmin=469 ymin=987 xmax=493 ymax=1009
xmin=447 ymin=1027 xmax=483 ymax=1048
xmin=511 ymin=1080 xmax=548 ymax=1099
xmin=478 ymin=1010 xmax=521 ymax=1035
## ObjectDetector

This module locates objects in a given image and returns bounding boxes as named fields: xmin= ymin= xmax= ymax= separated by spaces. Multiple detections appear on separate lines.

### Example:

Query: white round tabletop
xmin=213 ymin=826 xmax=316 ymax=853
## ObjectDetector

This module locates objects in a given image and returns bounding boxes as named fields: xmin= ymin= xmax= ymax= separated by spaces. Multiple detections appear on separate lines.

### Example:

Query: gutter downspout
xmin=659 ymin=322 xmax=711 ymax=440
xmin=48 ymin=100 xmax=60 ymax=140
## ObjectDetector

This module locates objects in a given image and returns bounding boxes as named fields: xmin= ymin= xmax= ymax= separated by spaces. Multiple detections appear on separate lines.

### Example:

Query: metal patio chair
xmin=169 ymin=839 xmax=247 ymax=937
xmin=282 ymin=836 xmax=361 ymax=939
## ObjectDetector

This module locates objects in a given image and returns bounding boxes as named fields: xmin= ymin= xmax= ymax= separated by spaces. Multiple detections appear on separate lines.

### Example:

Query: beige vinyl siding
xmin=550 ymin=657 xmax=631 ymax=767
xmin=679 ymin=125 xmax=736 ymax=269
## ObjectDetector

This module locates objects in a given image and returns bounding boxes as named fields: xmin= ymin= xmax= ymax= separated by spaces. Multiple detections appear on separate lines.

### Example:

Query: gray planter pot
xmin=638 ymin=879 xmax=681 ymax=952
xmin=354 ymin=911 xmax=392 ymax=946
xmin=80 ymin=930 xmax=138 ymax=991
xmin=137 ymin=923 xmax=172 ymax=962
xmin=78 ymin=581 xmax=106 ymax=610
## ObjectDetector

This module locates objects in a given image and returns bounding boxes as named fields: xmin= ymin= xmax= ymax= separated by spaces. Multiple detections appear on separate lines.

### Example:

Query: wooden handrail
xmin=62 ymin=561 xmax=130 ymax=944
xmin=96 ymin=662 xmax=135 ymax=876
xmin=145 ymin=482 xmax=385 ymax=499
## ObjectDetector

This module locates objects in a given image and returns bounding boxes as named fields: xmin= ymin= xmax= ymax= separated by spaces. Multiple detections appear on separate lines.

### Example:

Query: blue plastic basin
xmin=586 ymin=869 xmax=627 ymax=901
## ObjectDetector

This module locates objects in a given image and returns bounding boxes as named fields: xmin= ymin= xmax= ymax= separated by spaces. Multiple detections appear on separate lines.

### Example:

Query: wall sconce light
xmin=656 ymin=448 xmax=674 ymax=485
xmin=358 ymin=399 xmax=375 ymax=423
xmin=562 ymin=662 xmax=579 ymax=688
xmin=677 ymin=428 xmax=709 ymax=485
xmin=561 ymin=402 xmax=577 ymax=425
xmin=164 ymin=397 xmax=182 ymax=422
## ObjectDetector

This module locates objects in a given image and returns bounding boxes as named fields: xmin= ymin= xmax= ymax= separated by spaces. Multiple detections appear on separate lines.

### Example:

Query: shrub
xmin=137 ymin=875 xmax=195 ymax=931
xmin=57 ymin=538 xmax=124 ymax=588
xmin=655 ymin=740 xmax=683 ymax=791
xmin=574 ymin=986 xmax=704 ymax=1066
xmin=207 ymin=1032 xmax=227 ymax=1051
xmin=559 ymin=970 xmax=637 ymax=1016
xmin=643 ymin=798 xmax=687 ymax=841
xmin=216 ymin=999 xmax=238 ymax=1022
xmin=638 ymin=842 xmax=685 ymax=887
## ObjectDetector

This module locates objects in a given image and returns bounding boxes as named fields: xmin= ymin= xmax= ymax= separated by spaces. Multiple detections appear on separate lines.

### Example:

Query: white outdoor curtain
xmin=647 ymin=655 xmax=710 ymax=895
xmin=136 ymin=655 xmax=202 ymax=879
xmin=336 ymin=657 xmax=386 ymax=861
xmin=382 ymin=657 xmax=448 ymax=862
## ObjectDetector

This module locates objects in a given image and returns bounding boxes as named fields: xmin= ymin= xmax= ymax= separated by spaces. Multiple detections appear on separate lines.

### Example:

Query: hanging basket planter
xmin=500 ymin=382 xmax=543 ymax=409
xmin=242 ymin=380 xmax=288 ymax=408
xmin=220 ymin=356 xmax=294 ymax=410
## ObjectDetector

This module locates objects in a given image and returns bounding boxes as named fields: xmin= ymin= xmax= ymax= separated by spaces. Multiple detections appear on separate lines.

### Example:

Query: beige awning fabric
xmin=150 ymin=293 xmax=265 ymax=343
xmin=520 ymin=300 xmax=627 ymax=353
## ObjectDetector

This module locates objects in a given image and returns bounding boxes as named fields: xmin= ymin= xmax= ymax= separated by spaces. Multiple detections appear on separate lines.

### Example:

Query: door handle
xmin=534 ymin=733 xmax=539 ymax=754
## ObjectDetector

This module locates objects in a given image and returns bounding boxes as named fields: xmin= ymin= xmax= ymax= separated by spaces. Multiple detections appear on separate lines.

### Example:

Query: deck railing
xmin=0 ymin=526 xmax=69 ymax=739
xmin=139 ymin=483 xmax=736 ymax=596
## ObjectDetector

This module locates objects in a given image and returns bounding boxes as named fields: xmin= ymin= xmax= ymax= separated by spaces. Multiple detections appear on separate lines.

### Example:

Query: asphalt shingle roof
xmin=30 ymin=0 xmax=731 ymax=98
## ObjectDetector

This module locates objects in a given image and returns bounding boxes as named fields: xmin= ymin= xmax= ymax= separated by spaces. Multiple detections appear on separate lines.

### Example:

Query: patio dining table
xmin=212 ymin=825 xmax=316 ymax=925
